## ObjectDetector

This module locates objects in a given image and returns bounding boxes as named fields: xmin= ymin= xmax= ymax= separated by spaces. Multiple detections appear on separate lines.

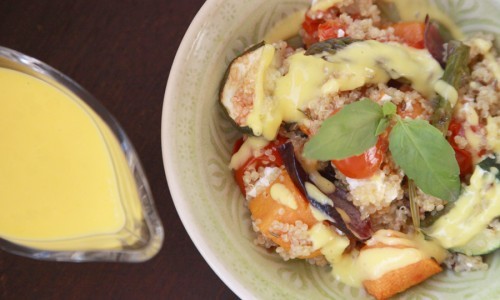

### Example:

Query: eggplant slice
xmin=278 ymin=142 xmax=373 ymax=240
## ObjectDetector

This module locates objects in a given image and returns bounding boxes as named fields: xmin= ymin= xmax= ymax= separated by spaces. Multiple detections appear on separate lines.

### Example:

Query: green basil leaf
xmin=375 ymin=118 xmax=390 ymax=136
xmin=382 ymin=101 xmax=397 ymax=116
xmin=303 ymin=99 xmax=383 ymax=160
xmin=389 ymin=119 xmax=460 ymax=201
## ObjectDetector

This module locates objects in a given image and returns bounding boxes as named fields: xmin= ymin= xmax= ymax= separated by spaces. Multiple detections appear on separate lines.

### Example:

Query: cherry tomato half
xmin=332 ymin=137 xmax=388 ymax=179
xmin=447 ymin=120 xmax=474 ymax=177
xmin=302 ymin=14 xmax=322 ymax=46
xmin=318 ymin=20 xmax=347 ymax=41
xmin=302 ymin=14 xmax=322 ymax=36
xmin=232 ymin=136 xmax=287 ymax=195
xmin=453 ymin=147 xmax=473 ymax=177
xmin=392 ymin=22 xmax=426 ymax=49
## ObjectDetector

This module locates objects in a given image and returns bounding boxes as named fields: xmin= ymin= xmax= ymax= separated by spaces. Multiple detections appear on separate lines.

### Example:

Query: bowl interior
xmin=162 ymin=0 xmax=500 ymax=298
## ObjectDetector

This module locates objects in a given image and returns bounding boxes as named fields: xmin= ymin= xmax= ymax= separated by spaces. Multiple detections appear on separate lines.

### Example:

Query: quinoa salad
xmin=220 ymin=0 xmax=500 ymax=299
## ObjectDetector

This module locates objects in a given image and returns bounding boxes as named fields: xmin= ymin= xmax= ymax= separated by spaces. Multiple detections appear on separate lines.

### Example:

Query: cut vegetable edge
xmin=219 ymin=42 xmax=278 ymax=137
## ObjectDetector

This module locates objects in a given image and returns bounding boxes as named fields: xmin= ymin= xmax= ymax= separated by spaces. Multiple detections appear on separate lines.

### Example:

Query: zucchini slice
xmin=452 ymin=220 xmax=500 ymax=255
xmin=425 ymin=154 xmax=500 ymax=253
xmin=219 ymin=42 xmax=277 ymax=137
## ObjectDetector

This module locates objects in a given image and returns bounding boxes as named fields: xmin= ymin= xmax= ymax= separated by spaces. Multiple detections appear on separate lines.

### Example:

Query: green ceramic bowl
xmin=162 ymin=0 xmax=500 ymax=298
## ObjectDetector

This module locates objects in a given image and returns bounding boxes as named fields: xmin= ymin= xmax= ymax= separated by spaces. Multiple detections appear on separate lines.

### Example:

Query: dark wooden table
xmin=0 ymin=0 xmax=237 ymax=298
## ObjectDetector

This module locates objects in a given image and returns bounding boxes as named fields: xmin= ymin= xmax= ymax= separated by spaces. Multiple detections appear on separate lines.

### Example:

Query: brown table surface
xmin=0 ymin=0 xmax=238 ymax=299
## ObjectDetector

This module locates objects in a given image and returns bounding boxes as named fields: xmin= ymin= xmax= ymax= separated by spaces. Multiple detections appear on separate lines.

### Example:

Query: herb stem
xmin=408 ymin=179 xmax=420 ymax=229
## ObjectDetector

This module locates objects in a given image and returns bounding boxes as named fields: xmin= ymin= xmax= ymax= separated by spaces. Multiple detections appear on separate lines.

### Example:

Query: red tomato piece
xmin=447 ymin=119 xmax=474 ymax=177
xmin=318 ymin=20 xmax=346 ymax=41
xmin=232 ymin=136 xmax=287 ymax=196
xmin=448 ymin=119 xmax=462 ymax=144
xmin=332 ymin=137 xmax=388 ymax=179
xmin=453 ymin=147 xmax=473 ymax=177
xmin=392 ymin=22 xmax=426 ymax=49
xmin=302 ymin=15 xmax=322 ymax=46
xmin=301 ymin=7 xmax=341 ymax=47
xmin=302 ymin=14 xmax=322 ymax=36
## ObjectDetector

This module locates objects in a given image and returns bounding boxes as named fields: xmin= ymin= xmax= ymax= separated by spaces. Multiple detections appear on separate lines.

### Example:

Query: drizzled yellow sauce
xmin=310 ymin=0 xmax=344 ymax=12
xmin=308 ymin=227 xmax=447 ymax=287
xmin=248 ymin=40 xmax=443 ymax=140
xmin=270 ymin=183 xmax=298 ymax=209
xmin=487 ymin=117 xmax=500 ymax=152
xmin=229 ymin=136 xmax=269 ymax=169
xmin=309 ymin=223 xmax=350 ymax=262
xmin=333 ymin=248 xmax=424 ymax=287
xmin=0 ymin=68 xmax=142 ymax=251
xmin=264 ymin=9 xmax=307 ymax=43
xmin=434 ymin=80 xmax=458 ymax=107
xmin=427 ymin=166 xmax=500 ymax=248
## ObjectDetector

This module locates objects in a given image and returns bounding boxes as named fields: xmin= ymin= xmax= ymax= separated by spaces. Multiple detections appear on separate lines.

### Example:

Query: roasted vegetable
xmin=426 ymin=155 xmax=500 ymax=253
xmin=304 ymin=37 xmax=360 ymax=58
xmin=248 ymin=168 xmax=322 ymax=259
xmin=424 ymin=16 xmax=451 ymax=64
xmin=452 ymin=220 xmax=500 ymax=255
xmin=392 ymin=22 xmax=426 ymax=49
xmin=219 ymin=42 xmax=275 ymax=136
xmin=449 ymin=154 xmax=500 ymax=255
xmin=279 ymin=142 xmax=372 ymax=240
xmin=364 ymin=258 xmax=442 ymax=300
xmin=430 ymin=40 xmax=470 ymax=135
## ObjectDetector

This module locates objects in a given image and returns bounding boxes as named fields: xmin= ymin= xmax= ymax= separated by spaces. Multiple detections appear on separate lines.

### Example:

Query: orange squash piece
xmin=248 ymin=169 xmax=320 ymax=258
xmin=363 ymin=258 xmax=442 ymax=300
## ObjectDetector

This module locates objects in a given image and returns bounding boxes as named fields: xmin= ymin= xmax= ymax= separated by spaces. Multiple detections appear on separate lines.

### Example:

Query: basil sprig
xmin=303 ymin=99 xmax=392 ymax=160
xmin=303 ymin=99 xmax=460 ymax=201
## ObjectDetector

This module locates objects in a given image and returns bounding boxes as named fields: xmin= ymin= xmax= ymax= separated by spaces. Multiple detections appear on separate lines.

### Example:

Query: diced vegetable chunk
xmin=363 ymin=258 xmax=442 ymax=300
xmin=220 ymin=43 xmax=277 ymax=136
xmin=248 ymin=169 xmax=321 ymax=258
xmin=392 ymin=22 xmax=426 ymax=49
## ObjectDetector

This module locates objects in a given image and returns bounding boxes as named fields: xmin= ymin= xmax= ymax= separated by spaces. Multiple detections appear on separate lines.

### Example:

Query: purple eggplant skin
xmin=424 ymin=15 xmax=445 ymax=65
xmin=278 ymin=142 xmax=373 ymax=240
xmin=327 ymin=186 xmax=373 ymax=240
xmin=424 ymin=15 xmax=455 ymax=66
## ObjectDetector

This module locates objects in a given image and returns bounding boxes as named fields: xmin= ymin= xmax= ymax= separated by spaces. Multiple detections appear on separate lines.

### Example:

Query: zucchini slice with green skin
xmin=452 ymin=220 xmax=500 ymax=255
xmin=219 ymin=42 xmax=276 ymax=136
xmin=426 ymin=154 xmax=500 ymax=254
xmin=219 ymin=42 xmax=264 ymax=135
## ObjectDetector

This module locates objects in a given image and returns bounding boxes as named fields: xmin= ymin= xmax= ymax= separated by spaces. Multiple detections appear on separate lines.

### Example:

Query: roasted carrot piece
xmin=363 ymin=258 xmax=442 ymax=300
xmin=248 ymin=169 xmax=320 ymax=258
xmin=392 ymin=22 xmax=426 ymax=49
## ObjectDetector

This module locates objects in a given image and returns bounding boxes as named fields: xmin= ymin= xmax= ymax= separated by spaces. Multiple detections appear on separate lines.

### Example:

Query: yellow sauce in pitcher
xmin=0 ymin=68 xmax=143 ymax=251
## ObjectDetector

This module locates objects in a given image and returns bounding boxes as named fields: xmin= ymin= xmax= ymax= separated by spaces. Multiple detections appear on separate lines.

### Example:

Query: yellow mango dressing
xmin=0 ymin=68 xmax=143 ymax=251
